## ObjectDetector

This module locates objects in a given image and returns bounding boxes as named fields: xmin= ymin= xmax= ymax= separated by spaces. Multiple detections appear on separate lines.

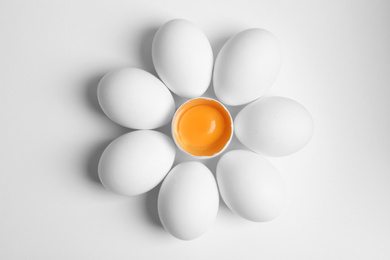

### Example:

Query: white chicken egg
xmin=97 ymin=67 xmax=175 ymax=129
xmin=98 ymin=130 xmax=176 ymax=196
xmin=158 ymin=162 xmax=219 ymax=240
xmin=213 ymin=28 xmax=282 ymax=106
xmin=235 ymin=96 xmax=313 ymax=157
xmin=217 ymin=150 xmax=285 ymax=222
xmin=152 ymin=19 xmax=213 ymax=98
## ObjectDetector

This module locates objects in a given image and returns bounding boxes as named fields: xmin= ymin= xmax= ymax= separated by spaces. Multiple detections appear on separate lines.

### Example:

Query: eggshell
xmin=217 ymin=150 xmax=285 ymax=222
xmin=213 ymin=29 xmax=282 ymax=106
xmin=98 ymin=130 xmax=176 ymax=196
xmin=152 ymin=19 xmax=213 ymax=98
xmin=158 ymin=162 xmax=219 ymax=240
xmin=97 ymin=67 xmax=175 ymax=129
xmin=235 ymin=96 xmax=313 ymax=157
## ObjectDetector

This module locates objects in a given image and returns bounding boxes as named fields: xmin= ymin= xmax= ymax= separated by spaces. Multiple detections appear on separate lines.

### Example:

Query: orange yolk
xmin=173 ymin=98 xmax=232 ymax=157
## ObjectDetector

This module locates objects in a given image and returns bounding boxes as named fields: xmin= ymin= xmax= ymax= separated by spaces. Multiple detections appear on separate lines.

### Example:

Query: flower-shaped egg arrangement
xmin=97 ymin=19 xmax=313 ymax=240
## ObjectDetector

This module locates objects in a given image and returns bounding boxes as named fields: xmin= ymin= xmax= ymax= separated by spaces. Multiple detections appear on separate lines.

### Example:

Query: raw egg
xmin=172 ymin=98 xmax=233 ymax=158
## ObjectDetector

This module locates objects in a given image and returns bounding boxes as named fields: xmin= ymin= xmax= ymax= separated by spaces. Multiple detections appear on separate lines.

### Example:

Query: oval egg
xmin=213 ymin=28 xmax=282 ymax=106
xmin=217 ymin=150 xmax=285 ymax=222
xmin=152 ymin=19 xmax=213 ymax=98
xmin=98 ymin=130 xmax=176 ymax=196
xmin=235 ymin=96 xmax=314 ymax=157
xmin=97 ymin=67 xmax=175 ymax=129
xmin=158 ymin=162 xmax=219 ymax=240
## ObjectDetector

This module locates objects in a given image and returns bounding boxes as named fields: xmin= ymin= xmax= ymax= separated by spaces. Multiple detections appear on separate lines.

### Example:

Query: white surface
xmin=1 ymin=0 xmax=389 ymax=259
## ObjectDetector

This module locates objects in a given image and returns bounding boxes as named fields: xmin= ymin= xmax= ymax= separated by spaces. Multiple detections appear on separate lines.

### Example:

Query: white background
xmin=1 ymin=0 xmax=389 ymax=259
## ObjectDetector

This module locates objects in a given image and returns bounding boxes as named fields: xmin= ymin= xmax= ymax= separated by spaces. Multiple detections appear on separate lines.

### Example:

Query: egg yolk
xmin=173 ymin=98 xmax=232 ymax=157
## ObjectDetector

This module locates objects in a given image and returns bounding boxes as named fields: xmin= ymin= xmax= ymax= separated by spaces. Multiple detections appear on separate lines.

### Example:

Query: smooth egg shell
xmin=97 ymin=67 xmax=175 ymax=129
xmin=98 ymin=130 xmax=176 ymax=196
xmin=217 ymin=150 xmax=285 ymax=222
xmin=152 ymin=19 xmax=213 ymax=98
xmin=213 ymin=28 xmax=282 ymax=106
xmin=235 ymin=96 xmax=314 ymax=157
xmin=158 ymin=162 xmax=219 ymax=240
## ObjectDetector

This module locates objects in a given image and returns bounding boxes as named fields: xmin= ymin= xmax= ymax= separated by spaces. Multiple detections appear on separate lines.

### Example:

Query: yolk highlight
xmin=173 ymin=98 xmax=232 ymax=157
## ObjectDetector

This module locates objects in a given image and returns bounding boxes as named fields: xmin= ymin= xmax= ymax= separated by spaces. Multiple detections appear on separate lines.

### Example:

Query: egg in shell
xmin=172 ymin=98 xmax=233 ymax=158
xmin=152 ymin=19 xmax=213 ymax=98
xmin=158 ymin=162 xmax=219 ymax=240
xmin=217 ymin=150 xmax=285 ymax=222
xmin=235 ymin=96 xmax=314 ymax=157
xmin=213 ymin=28 xmax=282 ymax=106
xmin=97 ymin=67 xmax=175 ymax=129
xmin=98 ymin=130 xmax=176 ymax=196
